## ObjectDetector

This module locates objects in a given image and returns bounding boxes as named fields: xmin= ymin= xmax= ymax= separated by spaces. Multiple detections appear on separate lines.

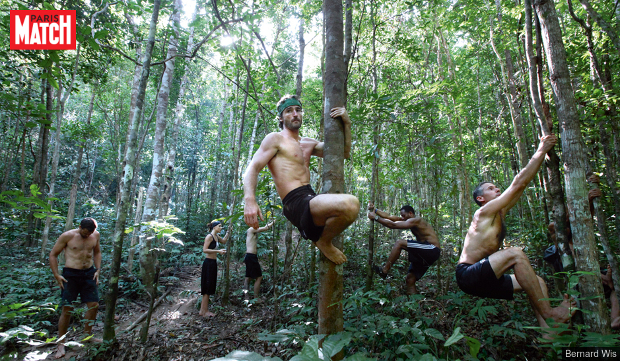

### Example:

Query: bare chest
xmin=66 ymin=237 xmax=96 ymax=253
xmin=273 ymin=138 xmax=313 ymax=166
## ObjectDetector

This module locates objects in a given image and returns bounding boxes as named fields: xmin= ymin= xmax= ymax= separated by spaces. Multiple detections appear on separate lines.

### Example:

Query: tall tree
xmin=103 ymin=0 xmax=162 ymax=341
xmin=320 ymin=0 xmax=346 ymax=341
xmin=534 ymin=0 xmax=609 ymax=334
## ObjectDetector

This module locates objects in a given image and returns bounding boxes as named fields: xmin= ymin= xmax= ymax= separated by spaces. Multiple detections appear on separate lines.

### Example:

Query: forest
xmin=1 ymin=0 xmax=620 ymax=359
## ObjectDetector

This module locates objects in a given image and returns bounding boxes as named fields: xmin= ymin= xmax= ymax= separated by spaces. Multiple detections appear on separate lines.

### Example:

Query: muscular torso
xmin=63 ymin=230 xmax=99 ymax=269
xmin=267 ymin=133 xmax=318 ymax=199
xmin=246 ymin=231 xmax=258 ymax=254
xmin=459 ymin=209 xmax=506 ymax=264
xmin=409 ymin=219 xmax=441 ymax=248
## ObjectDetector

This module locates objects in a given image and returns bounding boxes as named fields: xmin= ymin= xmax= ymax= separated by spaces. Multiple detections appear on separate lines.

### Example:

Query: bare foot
xmin=55 ymin=344 xmax=66 ymax=359
xmin=204 ymin=311 xmax=216 ymax=317
xmin=316 ymin=243 xmax=347 ymax=264
xmin=612 ymin=317 xmax=620 ymax=329
xmin=548 ymin=294 xmax=577 ymax=324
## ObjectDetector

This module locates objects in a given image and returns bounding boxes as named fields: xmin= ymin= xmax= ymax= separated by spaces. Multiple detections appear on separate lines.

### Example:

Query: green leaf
xmin=444 ymin=327 xmax=465 ymax=347
xmin=95 ymin=30 xmax=109 ymax=39
xmin=424 ymin=328 xmax=445 ymax=341
xmin=465 ymin=336 xmax=481 ymax=357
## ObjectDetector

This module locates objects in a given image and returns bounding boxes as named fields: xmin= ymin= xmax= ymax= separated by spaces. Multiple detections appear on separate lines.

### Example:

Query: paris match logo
xmin=10 ymin=10 xmax=76 ymax=50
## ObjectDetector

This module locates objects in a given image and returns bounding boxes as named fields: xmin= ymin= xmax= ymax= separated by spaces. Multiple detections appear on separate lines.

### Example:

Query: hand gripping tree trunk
xmin=103 ymin=0 xmax=161 ymax=342
xmin=534 ymin=0 xmax=609 ymax=334
xmin=320 ymin=0 xmax=346 ymax=342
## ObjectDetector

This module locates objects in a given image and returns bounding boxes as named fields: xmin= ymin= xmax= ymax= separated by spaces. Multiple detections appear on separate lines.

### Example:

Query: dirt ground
xmin=21 ymin=264 xmax=287 ymax=361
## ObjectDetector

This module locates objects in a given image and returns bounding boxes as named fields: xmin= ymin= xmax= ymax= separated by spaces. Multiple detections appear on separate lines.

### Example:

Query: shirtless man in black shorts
xmin=456 ymin=135 xmax=576 ymax=334
xmin=243 ymin=95 xmax=360 ymax=265
xmin=244 ymin=221 xmax=273 ymax=301
xmin=368 ymin=203 xmax=440 ymax=294
xmin=49 ymin=218 xmax=101 ymax=358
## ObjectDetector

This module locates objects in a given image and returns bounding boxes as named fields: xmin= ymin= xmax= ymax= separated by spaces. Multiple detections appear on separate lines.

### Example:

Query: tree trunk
xmin=524 ymin=0 xmax=572 ymax=271
xmin=534 ymin=0 xmax=609 ymax=334
xmin=65 ymin=82 xmax=94 ymax=232
xmin=160 ymin=0 xmax=196 ymax=219
xmin=103 ymin=0 xmax=161 ymax=342
xmin=223 ymin=60 xmax=251 ymax=305
xmin=365 ymin=0 xmax=379 ymax=293
xmin=127 ymin=187 xmax=145 ymax=273
xmin=320 ymin=0 xmax=346 ymax=341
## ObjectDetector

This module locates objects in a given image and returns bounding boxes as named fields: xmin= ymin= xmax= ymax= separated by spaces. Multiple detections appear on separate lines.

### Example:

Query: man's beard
xmin=284 ymin=118 xmax=302 ymax=130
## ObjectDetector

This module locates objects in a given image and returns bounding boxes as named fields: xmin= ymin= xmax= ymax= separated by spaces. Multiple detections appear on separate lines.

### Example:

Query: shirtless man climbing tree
xmin=243 ymin=95 xmax=360 ymax=265
xmin=244 ymin=221 xmax=274 ymax=301
xmin=49 ymin=218 xmax=101 ymax=359
xmin=456 ymin=135 xmax=576 ymax=333
xmin=368 ymin=203 xmax=441 ymax=295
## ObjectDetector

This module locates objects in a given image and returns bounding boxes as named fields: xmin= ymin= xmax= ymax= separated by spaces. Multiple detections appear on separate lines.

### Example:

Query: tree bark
xmin=525 ymin=0 xmax=572 ymax=270
xmin=534 ymin=0 xmax=609 ymax=334
xmin=320 ymin=0 xmax=346 ymax=341
xmin=65 ymin=82 xmax=94 ymax=232
xmin=103 ymin=0 xmax=161 ymax=342
xmin=127 ymin=186 xmax=145 ymax=273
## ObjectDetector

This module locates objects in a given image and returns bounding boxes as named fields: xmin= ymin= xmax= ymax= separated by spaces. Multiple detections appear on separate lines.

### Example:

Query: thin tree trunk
xmin=525 ymin=0 xmax=572 ymax=271
xmin=139 ymin=1 xmax=180 ymax=340
xmin=103 ymin=0 xmax=161 ymax=342
xmin=534 ymin=0 xmax=609 ymax=334
xmin=127 ymin=187 xmax=145 ymax=273
xmin=365 ymin=0 xmax=379 ymax=293
xmin=320 ymin=0 xmax=346 ymax=342
xmin=223 ymin=60 xmax=251 ymax=305
xmin=160 ymin=1 xmax=196 ymax=219
xmin=65 ymin=82 xmax=94 ymax=232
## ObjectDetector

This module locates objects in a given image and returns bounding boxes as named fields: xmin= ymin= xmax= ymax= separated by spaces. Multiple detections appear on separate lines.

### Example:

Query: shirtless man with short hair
xmin=456 ymin=135 xmax=576 ymax=333
xmin=368 ymin=203 xmax=441 ymax=294
xmin=49 ymin=217 xmax=101 ymax=359
xmin=243 ymin=95 xmax=360 ymax=265
xmin=244 ymin=221 xmax=274 ymax=301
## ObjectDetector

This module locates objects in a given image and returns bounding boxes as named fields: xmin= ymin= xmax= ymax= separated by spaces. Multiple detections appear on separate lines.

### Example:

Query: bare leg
xmin=81 ymin=302 xmax=101 ymax=343
xmin=489 ymin=248 xmax=576 ymax=325
xmin=405 ymin=272 xmax=418 ymax=295
xmin=382 ymin=239 xmax=408 ymax=274
xmin=309 ymin=194 xmax=360 ymax=265
xmin=254 ymin=276 xmax=262 ymax=299
xmin=55 ymin=306 xmax=72 ymax=359
xmin=243 ymin=277 xmax=250 ymax=301
xmin=199 ymin=294 xmax=215 ymax=317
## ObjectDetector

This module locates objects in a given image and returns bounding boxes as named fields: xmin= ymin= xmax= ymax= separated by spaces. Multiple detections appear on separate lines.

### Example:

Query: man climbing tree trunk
xmin=534 ymin=0 xmax=609 ymax=334
xmin=320 ymin=0 xmax=346 ymax=338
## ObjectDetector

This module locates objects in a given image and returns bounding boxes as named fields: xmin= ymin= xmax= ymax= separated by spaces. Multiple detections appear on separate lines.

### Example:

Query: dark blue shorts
xmin=456 ymin=258 xmax=514 ymax=300
xmin=60 ymin=266 xmax=99 ymax=307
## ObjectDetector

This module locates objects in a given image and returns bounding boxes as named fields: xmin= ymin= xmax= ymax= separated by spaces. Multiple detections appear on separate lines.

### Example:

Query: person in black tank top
xmin=199 ymin=220 xmax=230 ymax=317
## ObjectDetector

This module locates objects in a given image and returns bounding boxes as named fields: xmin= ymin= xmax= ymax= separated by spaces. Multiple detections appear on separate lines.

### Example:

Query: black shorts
xmin=60 ymin=266 xmax=99 ymax=307
xmin=456 ymin=258 xmax=514 ymax=300
xmin=282 ymin=185 xmax=325 ymax=242
xmin=244 ymin=253 xmax=262 ymax=279
xmin=406 ymin=243 xmax=441 ymax=280
xmin=201 ymin=258 xmax=217 ymax=296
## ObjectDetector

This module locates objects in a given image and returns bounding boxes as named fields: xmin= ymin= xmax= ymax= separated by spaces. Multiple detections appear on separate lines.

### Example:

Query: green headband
xmin=277 ymin=98 xmax=302 ymax=117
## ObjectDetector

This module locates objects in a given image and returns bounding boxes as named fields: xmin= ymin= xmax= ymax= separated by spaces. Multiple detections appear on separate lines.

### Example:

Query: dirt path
xmin=28 ymin=265 xmax=285 ymax=361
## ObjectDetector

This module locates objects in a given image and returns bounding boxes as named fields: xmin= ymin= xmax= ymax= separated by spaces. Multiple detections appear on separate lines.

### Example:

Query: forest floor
xmin=11 ymin=259 xmax=616 ymax=361
xmin=27 ymin=263 xmax=283 ymax=361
